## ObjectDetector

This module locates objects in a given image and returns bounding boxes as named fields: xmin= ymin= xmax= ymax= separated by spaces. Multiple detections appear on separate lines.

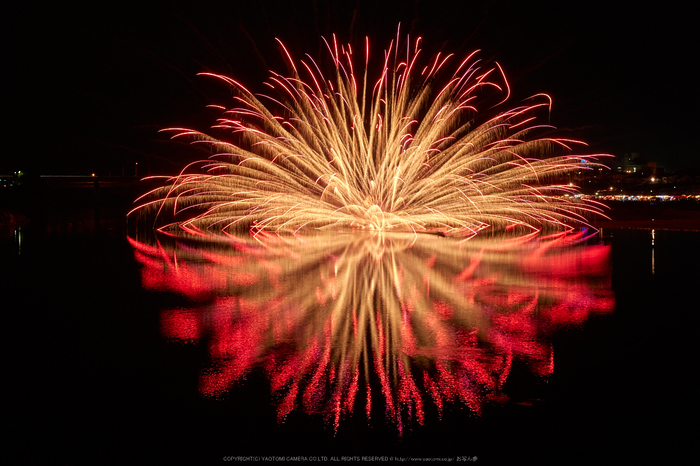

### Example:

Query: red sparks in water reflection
xmin=129 ymin=231 xmax=614 ymax=433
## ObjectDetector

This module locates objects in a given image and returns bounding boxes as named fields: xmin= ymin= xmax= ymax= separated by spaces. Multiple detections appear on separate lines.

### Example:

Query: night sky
xmin=4 ymin=1 xmax=697 ymax=176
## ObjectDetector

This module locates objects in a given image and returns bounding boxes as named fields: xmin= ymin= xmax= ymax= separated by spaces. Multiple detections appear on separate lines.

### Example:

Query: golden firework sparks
xmin=129 ymin=26 xmax=610 ymax=238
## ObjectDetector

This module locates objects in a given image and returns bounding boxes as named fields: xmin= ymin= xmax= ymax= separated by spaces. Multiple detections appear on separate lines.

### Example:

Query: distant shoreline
xmin=3 ymin=186 xmax=700 ymax=233
xmin=592 ymin=200 xmax=700 ymax=231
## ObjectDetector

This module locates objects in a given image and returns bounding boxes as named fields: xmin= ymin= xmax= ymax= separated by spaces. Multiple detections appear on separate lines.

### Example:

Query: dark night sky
xmin=3 ymin=1 xmax=697 ymax=176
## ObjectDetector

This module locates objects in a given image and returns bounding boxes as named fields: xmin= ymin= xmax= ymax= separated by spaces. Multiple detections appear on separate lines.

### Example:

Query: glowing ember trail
xmin=129 ymin=26 xmax=610 ymax=237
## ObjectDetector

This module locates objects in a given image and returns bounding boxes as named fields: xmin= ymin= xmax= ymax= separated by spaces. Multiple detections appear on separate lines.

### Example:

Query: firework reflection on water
xmin=129 ymin=229 xmax=614 ymax=434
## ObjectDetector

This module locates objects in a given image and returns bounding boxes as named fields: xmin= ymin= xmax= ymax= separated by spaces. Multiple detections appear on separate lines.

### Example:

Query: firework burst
xmin=130 ymin=26 xmax=609 ymax=237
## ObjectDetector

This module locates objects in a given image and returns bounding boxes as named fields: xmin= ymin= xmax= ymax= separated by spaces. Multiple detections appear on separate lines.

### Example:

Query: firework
xmin=129 ymin=26 xmax=609 ymax=237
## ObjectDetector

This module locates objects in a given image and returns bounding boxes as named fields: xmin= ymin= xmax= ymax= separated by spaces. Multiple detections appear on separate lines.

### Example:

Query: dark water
xmin=4 ymin=214 xmax=697 ymax=464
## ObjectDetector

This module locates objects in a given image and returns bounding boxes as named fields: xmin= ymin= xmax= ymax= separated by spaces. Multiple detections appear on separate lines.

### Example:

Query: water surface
xmin=5 ymin=221 xmax=697 ymax=463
